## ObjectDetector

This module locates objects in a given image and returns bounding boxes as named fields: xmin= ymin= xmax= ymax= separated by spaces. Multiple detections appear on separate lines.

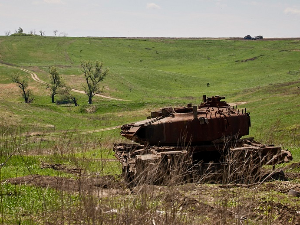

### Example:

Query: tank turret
xmin=113 ymin=95 xmax=291 ymax=185
xmin=121 ymin=95 xmax=250 ymax=146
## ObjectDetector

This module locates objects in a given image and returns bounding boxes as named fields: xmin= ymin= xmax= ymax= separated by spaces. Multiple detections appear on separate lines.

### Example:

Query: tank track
xmin=113 ymin=138 xmax=291 ymax=185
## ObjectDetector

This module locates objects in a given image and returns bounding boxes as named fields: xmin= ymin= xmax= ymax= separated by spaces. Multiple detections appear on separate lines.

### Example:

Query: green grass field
xmin=1 ymin=36 xmax=299 ymax=144
xmin=0 ymin=36 xmax=300 ymax=224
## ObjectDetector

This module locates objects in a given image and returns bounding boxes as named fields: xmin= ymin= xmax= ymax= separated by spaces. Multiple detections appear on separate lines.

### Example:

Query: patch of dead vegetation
xmin=0 ymin=83 xmax=19 ymax=99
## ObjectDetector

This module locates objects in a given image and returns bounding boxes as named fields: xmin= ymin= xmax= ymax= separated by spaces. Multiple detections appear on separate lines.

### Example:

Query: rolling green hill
xmin=1 ymin=36 xmax=300 ymax=224
xmin=0 ymin=36 xmax=299 ymax=147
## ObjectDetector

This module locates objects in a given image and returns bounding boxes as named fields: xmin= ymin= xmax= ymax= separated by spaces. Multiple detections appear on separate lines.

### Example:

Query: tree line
xmin=5 ymin=27 xmax=67 ymax=37
xmin=12 ymin=61 xmax=108 ymax=105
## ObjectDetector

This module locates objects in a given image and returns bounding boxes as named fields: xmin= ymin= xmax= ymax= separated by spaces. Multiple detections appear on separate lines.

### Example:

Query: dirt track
xmin=0 ymin=62 xmax=127 ymax=101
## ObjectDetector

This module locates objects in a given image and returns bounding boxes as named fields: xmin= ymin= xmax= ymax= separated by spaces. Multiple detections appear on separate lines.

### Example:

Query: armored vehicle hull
xmin=114 ymin=95 xmax=292 ymax=185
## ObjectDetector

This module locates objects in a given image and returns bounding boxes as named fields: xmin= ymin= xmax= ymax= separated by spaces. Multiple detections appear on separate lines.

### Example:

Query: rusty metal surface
xmin=113 ymin=95 xmax=291 ymax=185
xmin=113 ymin=137 xmax=288 ymax=185
xmin=121 ymin=95 xmax=250 ymax=145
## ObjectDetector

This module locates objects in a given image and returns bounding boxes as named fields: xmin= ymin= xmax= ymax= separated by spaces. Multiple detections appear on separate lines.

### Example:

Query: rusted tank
xmin=114 ymin=95 xmax=292 ymax=185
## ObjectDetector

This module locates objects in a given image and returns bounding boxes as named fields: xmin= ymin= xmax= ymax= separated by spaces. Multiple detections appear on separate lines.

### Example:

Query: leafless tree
xmin=59 ymin=32 xmax=68 ymax=37
xmin=29 ymin=30 xmax=36 ymax=35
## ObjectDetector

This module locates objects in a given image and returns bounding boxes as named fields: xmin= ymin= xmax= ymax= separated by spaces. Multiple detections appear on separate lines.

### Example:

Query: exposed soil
xmin=3 ymin=163 xmax=300 ymax=194
xmin=3 ymin=162 xmax=125 ymax=194
xmin=5 ymin=174 xmax=125 ymax=194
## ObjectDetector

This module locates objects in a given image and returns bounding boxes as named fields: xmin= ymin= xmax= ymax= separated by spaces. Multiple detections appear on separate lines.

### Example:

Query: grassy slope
xmin=0 ymin=36 xmax=300 ymax=224
xmin=0 ymin=36 xmax=299 ymax=145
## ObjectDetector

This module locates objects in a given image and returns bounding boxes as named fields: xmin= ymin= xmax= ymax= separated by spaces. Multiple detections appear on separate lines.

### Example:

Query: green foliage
xmin=48 ymin=66 xmax=64 ymax=103
xmin=10 ymin=27 xmax=34 ymax=37
xmin=17 ymin=27 xmax=23 ymax=34
xmin=81 ymin=61 xmax=109 ymax=104
xmin=11 ymin=74 xmax=34 ymax=103
xmin=0 ymin=183 xmax=65 ymax=224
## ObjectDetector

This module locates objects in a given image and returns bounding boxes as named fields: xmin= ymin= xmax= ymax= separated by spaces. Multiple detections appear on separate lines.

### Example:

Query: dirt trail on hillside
xmin=81 ymin=125 xmax=122 ymax=134
xmin=1 ymin=62 xmax=127 ymax=101
xmin=71 ymin=88 xmax=126 ymax=101
xmin=20 ymin=68 xmax=46 ymax=84
xmin=1 ymin=62 xmax=125 ymax=135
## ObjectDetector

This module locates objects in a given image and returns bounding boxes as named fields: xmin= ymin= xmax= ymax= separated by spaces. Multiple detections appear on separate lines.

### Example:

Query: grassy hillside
xmin=0 ymin=36 xmax=299 ymax=145
xmin=0 ymin=36 xmax=300 ymax=224
xmin=1 ymin=37 xmax=300 ymax=102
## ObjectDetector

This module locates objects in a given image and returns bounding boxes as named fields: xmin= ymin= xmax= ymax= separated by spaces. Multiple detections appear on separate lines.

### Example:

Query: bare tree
xmin=12 ymin=75 xmax=33 ymax=103
xmin=39 ymin=30 xmax=45 ymax=36
xmin=29 ymin=30 xmax=36 ymax=35
xmin=5 ymin=31 xmax=11 ymax=36
xmin=53 ymin=30 xmax=58 ymax=36
xmin=81 ymin=61 xmax=109 ymax=104
xmin=59 ymin=32 xmax=68 ymax=37
xmin=48 ymin=66 xmax=63 ymax=103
